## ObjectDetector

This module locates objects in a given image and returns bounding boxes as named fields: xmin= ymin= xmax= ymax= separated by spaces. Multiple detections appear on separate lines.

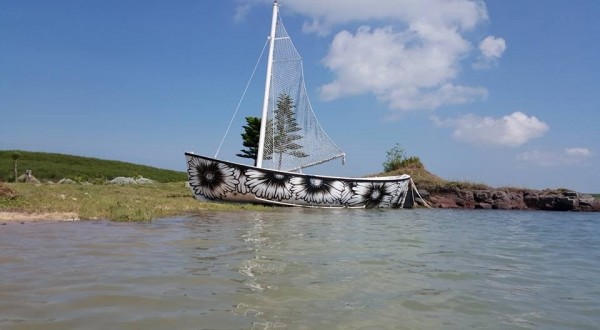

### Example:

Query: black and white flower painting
xmin=188 ymin=157 xmax=239 ymax=199
xmin=185 ymin=154 xmax=411 ymax=208
xmin=389 ymin=181 xmax=408 ymax=207
xmin=245 ymin=169 xmax=292 ymax=201
xmin=348 ymin=182 xmax=395 ymax=208
xmin=290 ymin=177 xmax=344 ymax=204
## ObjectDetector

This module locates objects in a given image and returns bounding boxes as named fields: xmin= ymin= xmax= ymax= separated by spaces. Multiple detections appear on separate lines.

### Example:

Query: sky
xmin=1 ymin=0 xmax=599 ymax=192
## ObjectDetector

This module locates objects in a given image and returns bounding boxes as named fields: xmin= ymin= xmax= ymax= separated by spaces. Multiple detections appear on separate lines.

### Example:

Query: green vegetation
xmin=378 ymin=143 xmax=490 ymax=194
xmin=1 ymin=182 xmax=269 ymax=221
xmin=264 ymin=93 xmax=308 ymax=169
xmin=0 ymin=150 xmax=186 ymax=183
xmin=236 ymin=116 xmax=261 ymax=165
xmin=2 ymin=149 xmax=593 ymax=221
xmin=382 ymin=143 xmax=423 ymax=173
xmin=0 ymin=150 xmax=269 ymax=221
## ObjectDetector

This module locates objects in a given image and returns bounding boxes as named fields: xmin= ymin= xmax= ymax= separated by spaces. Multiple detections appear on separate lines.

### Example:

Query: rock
xmin=108 ymin=176 xmax=154 ymax=185
xmin=473 ymin=190 xmax=492 ymax=203
xmin=58 ymin=178 xmax=76 ymax=184
xmin=416 ymin=189 xmax=430 ymax=199
xmin=493 ymin=201 xmax=513 ymax=210
xmin=475 ymin=202 xmax=493 ymax=209
xmin=578 ymin=194 xmax=599 ymax=211
xmin=424 ymin=186 xmax=598 ymax=212
xmin=16 ymin=170 xmax=40 ymax=184
xmin=134 ymin=177 xmax=154 ymax=184
xmin=492 ymin=190 xmax=508 ymax=200
xmin=108 ymin=177 xmax=137 ymax=185
xmin=523 ymin=190 xmax=580 ymax=211
xmin=429 ymin=195 xmax=460 ymax=209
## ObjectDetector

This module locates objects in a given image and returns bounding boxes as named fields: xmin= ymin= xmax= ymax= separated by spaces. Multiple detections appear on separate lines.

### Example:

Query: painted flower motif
xmin=347 ymin=182 xmax=396 ymax=208
xmin=290 ymin=176 xmax=344 ymax=204
xmin=245 ymin=169 xmax=292 ymax=201
xmin=188 ymin=157 xmax=239 ymax=199
xmin=339 ymin=181 xmax=354 ymax=205
xmin=232 ymin=166 xmax=249 ymax=195
xmin=389 ymin=180 xmax=409 ymax=208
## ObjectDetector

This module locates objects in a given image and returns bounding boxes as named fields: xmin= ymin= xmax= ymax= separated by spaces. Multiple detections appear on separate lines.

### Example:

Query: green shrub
xmin=383 ymin=144 xmax=423 ymax=172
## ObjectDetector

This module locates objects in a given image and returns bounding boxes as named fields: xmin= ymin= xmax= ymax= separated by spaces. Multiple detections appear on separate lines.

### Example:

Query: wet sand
xmin=0 ymin=211 xmax=79 ymax=222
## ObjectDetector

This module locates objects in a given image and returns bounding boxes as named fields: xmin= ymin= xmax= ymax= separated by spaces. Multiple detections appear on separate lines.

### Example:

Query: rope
xmin=215 ymin=38 xmax=270 ymax=158
xmin=410 ymin=178 xmax=433 ymax=208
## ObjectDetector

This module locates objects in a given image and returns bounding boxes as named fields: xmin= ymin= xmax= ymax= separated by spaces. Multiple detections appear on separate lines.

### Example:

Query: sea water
xmin=0 ymin=209 xmax=598 ymax=329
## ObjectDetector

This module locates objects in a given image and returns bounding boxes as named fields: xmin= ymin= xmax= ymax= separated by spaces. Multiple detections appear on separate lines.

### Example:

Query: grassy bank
xmin=0 ymin=150 xmax=186 ymax=183
xmin=1 ymin=182 xmax=268 ymax=221
xmin=375 ymin=165 xmax=491 ymax=193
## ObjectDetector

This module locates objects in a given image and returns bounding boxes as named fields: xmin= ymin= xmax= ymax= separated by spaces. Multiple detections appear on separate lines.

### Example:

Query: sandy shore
xmin=0 ymin=211 xmax=80 ymax=222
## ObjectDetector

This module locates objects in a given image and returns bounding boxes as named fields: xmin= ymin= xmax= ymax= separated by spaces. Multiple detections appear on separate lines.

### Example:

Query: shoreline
xmin=0 ymin=211 xmax=80 ymax=223
xmin=1 ymin=181 xmax=598 ymax=223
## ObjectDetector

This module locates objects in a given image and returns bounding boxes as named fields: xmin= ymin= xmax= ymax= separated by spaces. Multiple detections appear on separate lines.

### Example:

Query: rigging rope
xmin=410 ymin=178 xmax=433 ymax=208
xmin=215 ymin=38 xmax=270 ymax=158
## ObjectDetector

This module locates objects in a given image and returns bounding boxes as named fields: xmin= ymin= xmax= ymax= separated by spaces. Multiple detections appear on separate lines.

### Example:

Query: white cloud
xmin=435 ymin=112 xmax=549 ymax=147
xmin=480 ymin=36 xmax=506 ymax=58
xmin=320 ymin=24 xmax=488 ymax=110
xmin=233 ymin=0 xmax=254 ymax=22
xmin=474 ymin=35 xmax=506 ymax=69
xmin=236 ymin=0 xmax=500 ymax=112
xmin=565 ymin=147 xmax=591 ymax=157
xmin=278 ymin=0 xmax=488 ymax=34
xmin=235 ymin=0 xmax=488 ymax=35
xmin=517 ymin=148 xmax=592 ymax=167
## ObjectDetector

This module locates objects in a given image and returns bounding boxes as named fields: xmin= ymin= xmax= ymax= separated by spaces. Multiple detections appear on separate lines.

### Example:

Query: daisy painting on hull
xmin=186 ymin=153 xmax=412 ymax=208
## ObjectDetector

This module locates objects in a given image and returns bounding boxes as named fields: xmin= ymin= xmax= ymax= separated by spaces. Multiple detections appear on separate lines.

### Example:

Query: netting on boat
xmin=260 ymin=18 xmax=345 ymax=172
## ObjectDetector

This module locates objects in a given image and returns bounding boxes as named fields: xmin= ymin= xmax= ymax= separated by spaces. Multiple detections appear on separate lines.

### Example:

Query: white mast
xmin=256 ymin=0 xmax=278 ymax=168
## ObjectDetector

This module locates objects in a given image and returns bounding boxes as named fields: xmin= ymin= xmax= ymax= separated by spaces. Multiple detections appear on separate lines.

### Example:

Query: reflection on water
xmin=1 ymin=209 xmax=599 ymax=329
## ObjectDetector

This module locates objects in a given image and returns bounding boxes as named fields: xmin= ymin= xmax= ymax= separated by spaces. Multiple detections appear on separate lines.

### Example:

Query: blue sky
xmin=1 ymin=0 xmax=599 ymax=192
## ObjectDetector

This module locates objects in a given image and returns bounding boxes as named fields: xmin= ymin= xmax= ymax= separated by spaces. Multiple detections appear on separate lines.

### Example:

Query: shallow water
xmin=1 ymin=209 xmax=599 ymax=329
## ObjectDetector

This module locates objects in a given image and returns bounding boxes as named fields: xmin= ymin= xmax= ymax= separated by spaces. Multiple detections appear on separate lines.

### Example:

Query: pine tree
xmin=236 ymin=116 xmax=261 ymax=166
xmin=264 ymin=93 xmax=308 ymax=169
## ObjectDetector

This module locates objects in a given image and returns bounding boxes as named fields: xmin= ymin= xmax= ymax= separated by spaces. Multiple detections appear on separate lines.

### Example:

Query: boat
xmin=185 ymin=1 xmax=413 ymax=208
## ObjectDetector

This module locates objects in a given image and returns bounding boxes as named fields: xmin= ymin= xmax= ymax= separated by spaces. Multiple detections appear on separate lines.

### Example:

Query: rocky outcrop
xmin=418 ymin=187 xmax=600 ymax=211
xmin=16 ymin=170 xmax=40 ymax=184
xmin=107 ymin=176 xmax=154 ymax=185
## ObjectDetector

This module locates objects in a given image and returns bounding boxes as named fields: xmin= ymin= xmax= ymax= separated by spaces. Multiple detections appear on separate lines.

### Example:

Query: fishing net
xmin=259 ymin=17 xmax=345 ymax=172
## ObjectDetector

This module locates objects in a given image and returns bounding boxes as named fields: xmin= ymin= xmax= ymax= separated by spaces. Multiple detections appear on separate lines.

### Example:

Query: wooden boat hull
xmin=185 ymin=153 xmax=413 ymax=208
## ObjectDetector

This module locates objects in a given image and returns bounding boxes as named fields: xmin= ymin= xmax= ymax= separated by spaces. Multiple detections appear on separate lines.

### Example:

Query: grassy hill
xmin=372 ymin=162 xmax=491 ymax=194
xmin=0 ymin=150 xmax=186 ymax=183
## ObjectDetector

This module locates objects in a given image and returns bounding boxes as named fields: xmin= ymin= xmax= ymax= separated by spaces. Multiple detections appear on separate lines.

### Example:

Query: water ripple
xmin=0 ymin=210 xmax=598 ymax=329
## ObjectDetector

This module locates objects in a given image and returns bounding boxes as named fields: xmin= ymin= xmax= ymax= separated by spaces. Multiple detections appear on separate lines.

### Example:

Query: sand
xmin=0 ymin=211 xmax=80 ymax=222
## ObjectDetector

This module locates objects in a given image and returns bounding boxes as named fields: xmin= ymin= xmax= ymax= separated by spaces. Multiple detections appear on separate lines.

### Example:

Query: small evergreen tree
xmin=236 ymin=116 xmax=261 ymax=166
xmin=264 ymin=93 xmax=308 ymax=169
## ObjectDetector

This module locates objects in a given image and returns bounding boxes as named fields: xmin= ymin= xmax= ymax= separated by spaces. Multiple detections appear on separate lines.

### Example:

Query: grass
xmin=373 ymin=163 xmax=491 ymax=194
xmin=1 ymin=182 xmax=269 ymax=221
xmin=0 ymin=150 xmax=186 ymax=183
